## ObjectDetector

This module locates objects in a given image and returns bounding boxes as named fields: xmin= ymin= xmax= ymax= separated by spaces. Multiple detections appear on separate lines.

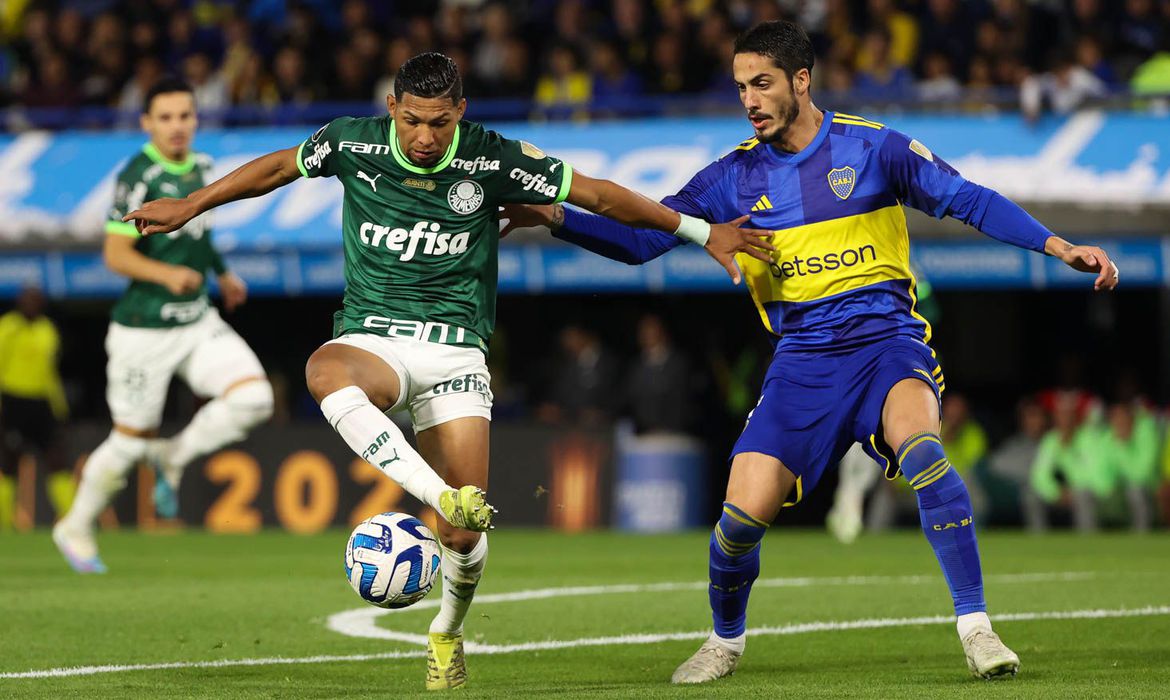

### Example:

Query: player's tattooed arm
xmin=1043 ymin=235 xmax=1120 ymax=291
xmin=124 ymin=148 xmax=302 ymax=236
xmin=103 ymin=234 xmax=203 ymax=295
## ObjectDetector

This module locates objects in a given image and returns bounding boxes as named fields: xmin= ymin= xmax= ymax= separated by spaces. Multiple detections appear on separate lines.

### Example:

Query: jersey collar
xmin=764 ymin=110 xmax=832 ymax=165
xmin=142 ymin=143 xmax=197 ymax=175
xmin=388 ymin=119 xmax=461 ymax=175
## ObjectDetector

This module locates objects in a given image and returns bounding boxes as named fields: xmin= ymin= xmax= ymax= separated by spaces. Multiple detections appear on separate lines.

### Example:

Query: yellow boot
xmin=46 ymin=471 xmax=77 ymax=521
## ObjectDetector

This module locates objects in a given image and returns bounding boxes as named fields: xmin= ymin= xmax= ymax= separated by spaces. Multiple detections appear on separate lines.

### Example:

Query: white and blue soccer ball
xmin=344 ymin=512 xmax=442 ymax=609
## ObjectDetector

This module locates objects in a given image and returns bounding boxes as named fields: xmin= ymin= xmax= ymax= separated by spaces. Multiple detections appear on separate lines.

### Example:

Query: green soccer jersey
xmin=296 ymin=116 xmax=573 ymax=352
xmin=106 ymin=143 xmax=226 ymax=328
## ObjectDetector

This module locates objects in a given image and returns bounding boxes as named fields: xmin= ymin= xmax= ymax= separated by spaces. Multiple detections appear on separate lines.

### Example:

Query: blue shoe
xmin=52 ymin=523 xmax=107 ymax=574
xmin=147 ymin=440 xmax=180 ymax=519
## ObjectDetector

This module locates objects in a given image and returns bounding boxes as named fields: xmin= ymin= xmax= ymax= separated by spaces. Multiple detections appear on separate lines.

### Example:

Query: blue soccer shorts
xmin=730 ymin=336 xmax=943 ymax=506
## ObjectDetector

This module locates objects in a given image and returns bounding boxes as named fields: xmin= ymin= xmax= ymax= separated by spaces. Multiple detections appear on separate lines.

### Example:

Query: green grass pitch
xmin=2 ymin=529 xmax=1169 ymax=698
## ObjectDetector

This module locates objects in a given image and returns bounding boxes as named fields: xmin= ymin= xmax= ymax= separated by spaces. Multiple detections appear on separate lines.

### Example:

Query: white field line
xmin=326 ymin=571 xmax=1098 ymax=643
xmin=4 ymin=605 xmax=1167 ymax=680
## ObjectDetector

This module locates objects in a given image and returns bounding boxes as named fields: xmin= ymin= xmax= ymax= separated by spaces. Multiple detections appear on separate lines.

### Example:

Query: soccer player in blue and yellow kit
xmin=504 ymin=20 xmax=1119 ymax=684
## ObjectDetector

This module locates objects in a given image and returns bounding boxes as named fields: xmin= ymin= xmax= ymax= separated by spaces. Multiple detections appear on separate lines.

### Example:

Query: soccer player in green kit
xmin=123 ymin=53 xmax=773 ymax=690
xmin=54 ymin=78 xmax=274 ymax=574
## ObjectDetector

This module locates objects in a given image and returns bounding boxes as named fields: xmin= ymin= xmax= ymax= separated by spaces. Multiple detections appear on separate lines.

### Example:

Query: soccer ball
xmin=344 ymin=512 xmax=442 ymax=609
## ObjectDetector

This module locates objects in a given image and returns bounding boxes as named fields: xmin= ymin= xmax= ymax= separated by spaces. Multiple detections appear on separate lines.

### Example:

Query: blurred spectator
xmin=1021 ymin=49 xmax=1107 ymax=121
xmin=853 ymin=27 xmax=914 ymax=100
xmin=625 ymin=315 xmax=694 ymax=436
xmin=647 ymin=32 xmax=691 ymax=94
xmin=0 ymin=287 xmax=70 ymax=528
xmin=534 ymin=45 xmax=591 ymax=111
xmin=918 ymin=0 xmax=976 ymax=79
xmin=21 ymin=51 xmax=78 ymax=108
xmin=329 ymin=47 xmax=374 ymax=102
xmin=271 ymin=47 xmax=317 ymax=105
xmin=1099 ymin=401 xmax=1160 ymax=531
xmin=1118 ymin=0 xmax=1163 ymax=63
xmin=1075 ymin=34 xmax=1118 ymax=86
xmin=1130 ymin=36 xmax=1170 ymax=98
xmin=372 ymin=38 xmax=414 ymax=105
xmin=183 ymin=52 xmax=228 ymax=114
xmin=116 ymin=55 xmax=164 ymax=116
xmin=917 ymin=51 xmax=962 ymax=102
xmin=941 ymin=393 xmax=988 ymax=475
xmin=988 ymin=398 xmax=1050 ymax=531
xmin=590 ymin=39 xmax=642 ymax=106
xmin=610 ymin=0 xmax=652 ymax=73
xmin=1031 ymin=392 xmax=1111 ymax=532
xmin=474 ymin=3 xmax=514 ymax=87
xmin=537 ymin=325 xmax=620 ymax=427
xmin=862 ymin=0 xmax=918 ymax=69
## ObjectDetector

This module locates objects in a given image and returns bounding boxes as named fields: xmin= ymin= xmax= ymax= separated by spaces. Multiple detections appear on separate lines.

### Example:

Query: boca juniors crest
xmin=827 ymin=167 xmax=856 ymax=200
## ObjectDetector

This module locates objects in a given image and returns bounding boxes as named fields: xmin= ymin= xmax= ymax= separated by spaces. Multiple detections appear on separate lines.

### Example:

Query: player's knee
xmin=305 ymin=350 xmax=353 ymax=403
xmin=438 ymin=527 xmax=481 ymax=554
xmin=224 ymin=379 xmax=274 ymax=428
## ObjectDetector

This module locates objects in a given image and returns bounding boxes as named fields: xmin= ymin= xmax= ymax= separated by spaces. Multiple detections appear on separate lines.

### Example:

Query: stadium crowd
xmin=3 ymin=0 xmax=1170 ymax=121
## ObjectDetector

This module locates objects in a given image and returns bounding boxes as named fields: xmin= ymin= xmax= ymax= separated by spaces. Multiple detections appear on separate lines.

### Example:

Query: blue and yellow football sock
xmin=897 ymin=432 xmax=986 ymax=617
xmin=708 ymin=502 xmax=768 ymax=650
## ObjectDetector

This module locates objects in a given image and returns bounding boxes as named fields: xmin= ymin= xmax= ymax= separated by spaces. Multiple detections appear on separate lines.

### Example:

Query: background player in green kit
xmin=122 ymin=53 xmax=773 ymax=691
xmin=53 ymin=78 xmax=274 ymax=574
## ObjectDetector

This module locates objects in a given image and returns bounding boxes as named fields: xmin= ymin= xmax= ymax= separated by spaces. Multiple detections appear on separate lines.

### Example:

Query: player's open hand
xmin=1056 ymin=244 xmax=1120 ymax=291
xmin=163 ymin=266 xmax=203 ymax=296
xmin=499 ymin=203 xmax=556 ymax=238
xmin=706 ymin=215 xmax=775 ymax=285
xmin=218 ymin=272 xmax=248 ymax=312
xmin=123 ymin=197 xmax=200 ymax=236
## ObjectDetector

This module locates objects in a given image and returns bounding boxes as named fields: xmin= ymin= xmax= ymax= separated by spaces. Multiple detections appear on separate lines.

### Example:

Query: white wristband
xmin=673 ymin=213 xmax=711 ymax=246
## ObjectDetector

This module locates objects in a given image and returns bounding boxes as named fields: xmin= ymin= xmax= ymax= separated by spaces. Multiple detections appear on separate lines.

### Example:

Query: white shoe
xmin=671 ymin=639 xmax=741 ymax=684
xmin=52 ymin=522 xmax=107 ymax=574
xmin=962 ymin=628 xmax=1019 ymax=679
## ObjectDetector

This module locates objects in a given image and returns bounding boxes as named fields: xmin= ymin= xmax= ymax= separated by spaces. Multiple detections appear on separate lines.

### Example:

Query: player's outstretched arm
xmin=562 ymin=171 xmax=773 ymax=283
xmin=501 ymin=202 xmax=683 ymax=265
xmin=103 ymin=233 xmax=203 ymax=295
xmin=123 ymin=147 xmax=302 ymax=236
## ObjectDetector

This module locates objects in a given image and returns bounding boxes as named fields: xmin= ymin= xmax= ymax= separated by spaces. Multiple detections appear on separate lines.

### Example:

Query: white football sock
xmin=319 ymin=386 xmax=449 ymax=511
xmin=429 ymin=534 xmax=488 ymax=635
xmin=167 ymin=380 xmax=274 ymax=474
xmin=956 ymin=611 xmax=992 ymax=639
xmin=709 ymin=630 xmax=746 ymax=655
xmin=62 ymin=430 xmax=148 ymax=530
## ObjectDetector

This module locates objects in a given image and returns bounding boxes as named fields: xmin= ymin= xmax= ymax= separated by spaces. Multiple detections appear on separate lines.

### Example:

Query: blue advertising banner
xmin=1 ymin=111 xmax=1168 ymax=247
xmin=1 ymin=238 xmax=1164 ymax=300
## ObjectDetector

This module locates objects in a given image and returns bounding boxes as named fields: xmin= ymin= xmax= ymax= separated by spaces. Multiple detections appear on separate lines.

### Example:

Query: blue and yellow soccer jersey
xmin=662 ymin=111 xmax=966 ymax=350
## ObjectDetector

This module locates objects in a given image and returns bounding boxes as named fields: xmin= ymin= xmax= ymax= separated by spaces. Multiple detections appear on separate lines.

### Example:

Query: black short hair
xmin=394 ymin=52 xmax=463 ymax=103
xmin=143 ymin=76 xmax=194 ymax=113
xmin=733 ymin=20 xmax=815 ymax=80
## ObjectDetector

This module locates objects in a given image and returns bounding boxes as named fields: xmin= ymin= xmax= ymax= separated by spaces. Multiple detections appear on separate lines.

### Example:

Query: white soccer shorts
xmin=105 ymin=309 xmax=266 ymax=431
xmin=324 ymin=333 xmax=493 ymax=432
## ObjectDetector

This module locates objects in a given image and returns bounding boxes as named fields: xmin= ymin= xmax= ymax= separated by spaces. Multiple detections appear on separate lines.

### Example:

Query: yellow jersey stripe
xmin=761 ymin=194 xmax=773 ymax=209
xmin=913 ymin=368 xmax=937 ymax=389
xmin=736 ymin=138 xmax=760 ymax=151
xmin=832 ymin=117 xmax=884 ymax=130
xmin=833 ymin=113 xmax=885 ymax=127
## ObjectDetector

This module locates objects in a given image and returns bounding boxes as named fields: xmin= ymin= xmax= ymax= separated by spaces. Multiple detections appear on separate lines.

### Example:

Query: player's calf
xmin=897 ymin=432 xmax=1019 ymax=678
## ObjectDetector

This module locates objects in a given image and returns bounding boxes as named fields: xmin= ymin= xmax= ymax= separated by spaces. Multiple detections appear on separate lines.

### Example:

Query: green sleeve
xmin=296 ymin=118 xmax=352 ymax=179
xmin=107 ymin=162 xmax=149 ymax=237
xmin=491 ymin=132 xmax=573 ymax=205
xmin=208 ymin=242 xmax=227 ymax=275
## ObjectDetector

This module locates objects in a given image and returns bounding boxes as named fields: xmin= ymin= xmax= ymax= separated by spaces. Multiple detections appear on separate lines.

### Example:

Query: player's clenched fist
xmin=162 ymin=266 xmax=203 ymax=296
xmin=123 ymin=197 xmax=200 ymax=236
